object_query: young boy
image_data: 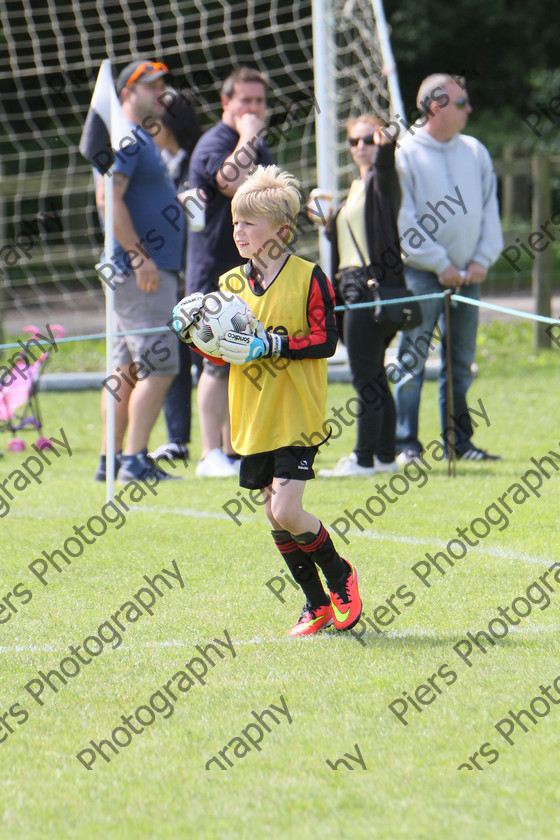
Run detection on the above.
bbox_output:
[181,165,362,636]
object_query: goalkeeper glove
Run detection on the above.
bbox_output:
[170,293,205,344]
[218,321,284,364]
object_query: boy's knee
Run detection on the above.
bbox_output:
[270,499,287,527]
[270,499,297,533]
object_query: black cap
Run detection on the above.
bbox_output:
[116,59,169,94]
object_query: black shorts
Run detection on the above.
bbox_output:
[239,445,319,490]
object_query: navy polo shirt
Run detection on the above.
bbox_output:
[101,122,185,273]
[186,121,274,295]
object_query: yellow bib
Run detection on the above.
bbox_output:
[219,256,328,456]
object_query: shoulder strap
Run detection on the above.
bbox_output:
[344,220,368,269]
[345,220,377,286]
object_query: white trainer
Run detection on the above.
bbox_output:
[149,442,189,463]
[318,452,376,477]
[396,449,422,467]
[196,448,237,478]
[372,458,399,473]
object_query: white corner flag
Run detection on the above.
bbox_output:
[79,60,130,502]
[79,59,131,173]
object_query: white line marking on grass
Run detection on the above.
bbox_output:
[369,624,544,640]
[0,638,290,654]
[5,506,226,520]
[358,530,550,567]
[0,625,554,655]
[128,506,225,519]
[482,545,551,567]
[128,511,552,567]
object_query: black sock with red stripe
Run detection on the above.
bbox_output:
[271,530,330,608]
[292,523,350,588]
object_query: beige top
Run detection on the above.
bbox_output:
[336,179,369,269]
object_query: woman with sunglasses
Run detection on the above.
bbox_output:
[317,115,404,477]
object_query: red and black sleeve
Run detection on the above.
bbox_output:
[279,264,339,360]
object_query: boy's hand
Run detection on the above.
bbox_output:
[218,329,283,364]
[171,293,205,344]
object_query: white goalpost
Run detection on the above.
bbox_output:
[0,0,399,336]
[312,0,402,266]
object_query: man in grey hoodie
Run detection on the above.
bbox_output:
[394,73,503,463]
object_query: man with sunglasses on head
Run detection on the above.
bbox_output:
[94,59,186,484]
[394,73,503,464]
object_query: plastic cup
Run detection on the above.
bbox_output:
[180,188,206,231]
[308,188,333,226]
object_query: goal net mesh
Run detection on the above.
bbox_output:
[0,0,390,337]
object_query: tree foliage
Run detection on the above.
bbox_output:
[384,0,560,150]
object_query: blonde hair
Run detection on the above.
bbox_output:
[346,113,383,134]
[232,165,301,243]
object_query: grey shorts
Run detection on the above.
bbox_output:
[202,357,230,378]
[112,269,180,375]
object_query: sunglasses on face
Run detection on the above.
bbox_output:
[453,98,470,109]
[348,135,375,147]
[125,61,168,88]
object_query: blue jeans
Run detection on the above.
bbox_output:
[394,267,480,455]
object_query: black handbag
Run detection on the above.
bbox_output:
[367,278,423,331]
[342,222,422,332]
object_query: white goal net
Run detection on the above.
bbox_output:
[0,0,391,339]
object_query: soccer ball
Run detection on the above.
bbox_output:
[173,290,254,357]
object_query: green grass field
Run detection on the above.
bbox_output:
[1,322,559,840]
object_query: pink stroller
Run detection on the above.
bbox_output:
[0,324,65,452]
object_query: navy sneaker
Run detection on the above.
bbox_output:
[457,446,502,461]
[94,452,122,482]
[117,449,184,483]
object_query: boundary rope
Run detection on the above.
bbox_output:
[0,292,559,351]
